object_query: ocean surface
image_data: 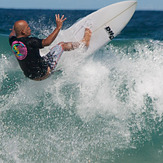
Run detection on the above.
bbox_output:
[0,8,163,163]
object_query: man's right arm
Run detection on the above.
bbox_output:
[9,27,16,38]
[42,14,66,47]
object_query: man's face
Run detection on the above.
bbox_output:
[23,22,31,36]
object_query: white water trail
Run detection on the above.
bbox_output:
[1,36,163,162]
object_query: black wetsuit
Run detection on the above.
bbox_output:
[9,36,48,79]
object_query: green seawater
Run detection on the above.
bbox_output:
[1,34,163,163]
[0,9,163,162]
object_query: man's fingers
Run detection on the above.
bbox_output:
[61,15,66,20]
[55,14,59,20]
[55,14,67,22]
[62,17,67,22]
[61,15,67,22]
[61,15,64,19]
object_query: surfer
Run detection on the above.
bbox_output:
[9,14,92,81]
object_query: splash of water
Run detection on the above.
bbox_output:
[1,32,163,162]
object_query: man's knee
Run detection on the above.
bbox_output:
[58,42,64,45]
[59,42,74,51]
[58,42,66,50]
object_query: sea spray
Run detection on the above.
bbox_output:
[0,9,163,163]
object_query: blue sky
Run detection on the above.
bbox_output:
[0,0,163,10]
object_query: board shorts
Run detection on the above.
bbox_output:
[43,43,64,72]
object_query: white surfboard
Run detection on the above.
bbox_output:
[40,1,137,56]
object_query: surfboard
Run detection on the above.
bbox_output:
[40,1,137,56]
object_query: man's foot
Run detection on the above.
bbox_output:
[82,28,92,47]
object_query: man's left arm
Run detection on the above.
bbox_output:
[42,14,66,47]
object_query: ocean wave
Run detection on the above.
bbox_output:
[1,38,163,162]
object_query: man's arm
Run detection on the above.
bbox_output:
[9,27,16,38]
[42,14,66,47]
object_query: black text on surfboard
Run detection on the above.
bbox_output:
[105,26,115,40]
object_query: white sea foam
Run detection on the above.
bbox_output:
[1,39,163,162]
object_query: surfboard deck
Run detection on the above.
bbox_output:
[40,1,137,56]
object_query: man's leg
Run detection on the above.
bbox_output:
[44,28,92,73]
[60,28,92,51]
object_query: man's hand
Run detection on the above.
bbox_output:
[9,26,16,38]
[42,14,67,47]
[55,14,67,30]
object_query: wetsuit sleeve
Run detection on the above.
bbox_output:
[29,37,43,49]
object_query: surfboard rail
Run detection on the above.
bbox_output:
[40,1,137,56]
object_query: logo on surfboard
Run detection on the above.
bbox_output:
[105,26,115,40]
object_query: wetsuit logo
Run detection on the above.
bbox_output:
[11,41,27,60]
[105,26,115,40]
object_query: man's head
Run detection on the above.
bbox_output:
[14,20,31,37]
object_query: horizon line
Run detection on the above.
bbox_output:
[0,7,162,11]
